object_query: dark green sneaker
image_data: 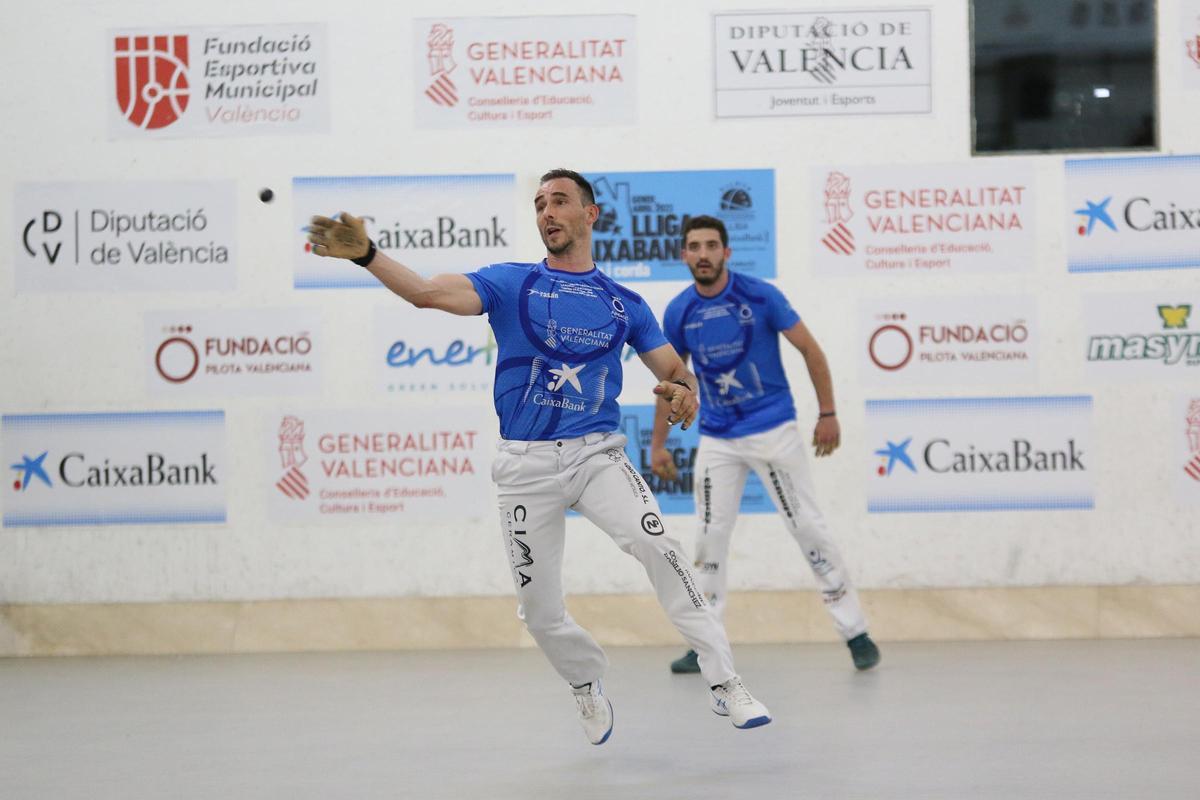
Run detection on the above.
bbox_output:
[670,649,700,674]
[847,633,881,671]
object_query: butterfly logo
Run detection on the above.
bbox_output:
[1158,305,1191,330]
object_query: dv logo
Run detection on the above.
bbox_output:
[21,211,67,264]
[115,34,191,130]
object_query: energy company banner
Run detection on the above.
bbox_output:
[2,411,226,527]
[859,294,1037,387]
[145,308,322,396]
[810,161,1035,275]
[1082,293,1200,380]
[265,409,491,523]
[413,15,636,128]
[865,396,1094,514]
[1066,155,1200,273]
[584,169,776,282]
[14,181,236,293]
[714,8,932,117]
[108,24,330,138]
[618,406,772,516]
[292,174,516,289]
[374,306,495,395]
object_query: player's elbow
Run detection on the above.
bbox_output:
[409,287,442,309]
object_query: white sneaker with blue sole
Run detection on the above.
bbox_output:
[710,676,772,729]
[572,680,613,745]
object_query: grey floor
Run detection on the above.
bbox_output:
[2,640,1198,800]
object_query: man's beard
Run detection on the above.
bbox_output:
[543,227,574,256]
[546,237,573,255]
[692,259,725,286]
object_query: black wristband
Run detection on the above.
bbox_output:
[671,379,693,392]
[818,411,836,418]
[351,240,377,267]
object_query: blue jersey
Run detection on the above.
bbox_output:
[467,260,668,441]
[662,272,801,438]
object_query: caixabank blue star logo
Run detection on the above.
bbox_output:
[10,451,52,491]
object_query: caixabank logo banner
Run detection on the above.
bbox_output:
[1083,293,1200,380]
[1066,155,1200,273]
[810,161,1034,275]
[2,411,226,527]
[109,24,329,138]
[413,15,636,128]
[14,181,236,293]
[293,174,516,289]
[617,406,772,516]
[584,169,776,282]
[865,396,1094,513]
[265,408,491,523]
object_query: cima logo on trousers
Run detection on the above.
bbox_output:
[115,35,191,129]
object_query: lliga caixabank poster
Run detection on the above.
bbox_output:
[584,169,776,283]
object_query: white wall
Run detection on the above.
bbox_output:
[2,0,1198,604]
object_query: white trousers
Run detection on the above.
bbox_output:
[492,431,737,687]
[693,421,868,641]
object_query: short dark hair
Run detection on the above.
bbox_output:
[539,168,595,206]
[682,214,728,247]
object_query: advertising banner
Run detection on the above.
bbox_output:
[1083,293,1200,380]
[292,174,516,289]
[860,295,1037,386]
[146,308,322,395]
[15,181,236,293]
[374,305,495,395]
[108,24,330,138]
[810,162,1034,275]
[1066,155,1200,273]
[865,396,1094,513]
[584,169,776,282]
[265,408,491,522]
[1177,394,1200,505]
[714,8,931,117]
[617,405,772,516]
[3,411,226,527]
[413,15,636,128]
[1182,1,1200,90]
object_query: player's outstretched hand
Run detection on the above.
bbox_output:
[651,448,678,482]
[653,381,698,430]
[813,415,841,457]
[308,213,371,260]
